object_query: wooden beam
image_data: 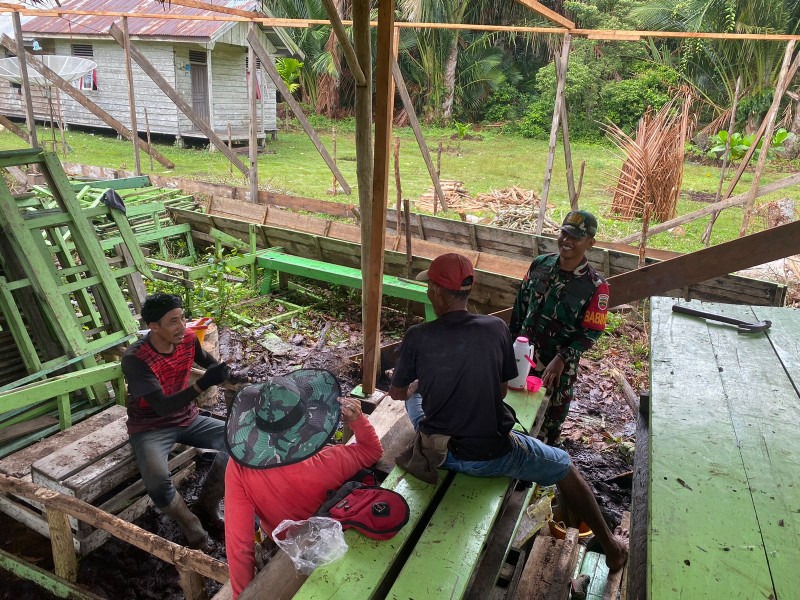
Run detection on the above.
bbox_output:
[0,114,30,143]
[536,34,571,234]
[0,34,174,170]
[0,547,106,600]
[362,0,395,395]
[514,0,575,29]
[248,23,259,203]
[122,17,142,176]
[320,0,366,87]
[391,59,447,211]
[0,473,229,583]
[618,171,800,244]
[12,12,37,148]
[107,23,245,176]
[739,41,796,237]
[608,219,800,307]
[246,29,351,194]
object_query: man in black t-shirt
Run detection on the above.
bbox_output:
[389,253,627,571]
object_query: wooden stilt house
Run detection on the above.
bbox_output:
[0,0,301,144]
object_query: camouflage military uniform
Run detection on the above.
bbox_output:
[509,253,609,443]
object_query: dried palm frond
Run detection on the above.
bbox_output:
[606,89,696,223]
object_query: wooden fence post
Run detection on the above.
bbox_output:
[45,508,78,582]
[122,17,141,175]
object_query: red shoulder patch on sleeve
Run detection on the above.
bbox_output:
[581,281,610,331]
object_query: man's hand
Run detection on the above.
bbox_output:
[389,379,418,401]
[339,397,363,423]
[541,355,565,389]
[196,362,231,391]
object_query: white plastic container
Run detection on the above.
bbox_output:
[508,336,534,390]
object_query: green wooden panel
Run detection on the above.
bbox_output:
[292,468,450,600]
[705,304,800,600]
[0,277,41,374]
[99,224,192,251]
[0,362,123,413]
[386,388,545,600]
[69,176,150,191]
[577,551,609,600]
[0,147,44,168]
[0,547,104,600]
[648,297,773,599]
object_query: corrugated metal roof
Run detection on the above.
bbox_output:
[22,0,258,40]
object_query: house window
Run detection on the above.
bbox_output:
[245,55,262,100]
[188,50,206,64]
[71,44,97,90]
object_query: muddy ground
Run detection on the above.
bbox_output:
[0,296,644,600]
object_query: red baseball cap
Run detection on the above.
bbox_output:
[416,253,475,292]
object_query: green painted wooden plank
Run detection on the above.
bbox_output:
[649,297,773,599]
[292,468,451,600]
[0,277,41,374]
[386,388,545,600]
[68,176,150,191]
[577,551,608,600]
[0,547,105,599]
[0,147,44,168]
[703,304,800,600]
[99,224,192,251]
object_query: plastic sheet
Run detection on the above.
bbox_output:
[273,517,349,575]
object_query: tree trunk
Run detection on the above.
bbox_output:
[441,31,459,122]
[316,0,343,117]
[790,91,800,133]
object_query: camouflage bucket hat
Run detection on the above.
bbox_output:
[225,369,341,469]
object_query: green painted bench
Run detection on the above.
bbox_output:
[291,387,546,600]
[256,250,436,321]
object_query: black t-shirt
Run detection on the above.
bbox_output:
[391,310,518,459]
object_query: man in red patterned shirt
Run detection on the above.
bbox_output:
[122,293,231,549]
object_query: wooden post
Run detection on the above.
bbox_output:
[703,76,741,245]
[739,42,796,237]
[122,17,141,176]
[638,202,651,268]
[227,122,233,176]
[536,34,571,235]
[390,26,400,123]
[436,141,442,214]
[143,107,153,171]
[45,508,78,582]
[246,29,351,194]
[362,0,395,394]
[0,34,174,169]
[557,50,577,210]
[394,136,402,237]
[575,160,585,207]
[392,59,447,210]
[248,24,259,203]
[177,566,208,600]
[0,114,29,143]
[332,125,337,196]
[12,12,37,148]
[107,24,246,175]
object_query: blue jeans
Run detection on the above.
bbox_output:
[129,415,227,508]
[405,393,571,486]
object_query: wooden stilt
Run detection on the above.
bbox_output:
[246,30,351,194]
[703,76,741,245]
[248,24,259,203]
[122,17,141,176]
[362,0,395,394]
[46,508,78,582]
[12,12,37,148]
[536,34,571,234]
[739,42,796,237]
[0,34,174,169]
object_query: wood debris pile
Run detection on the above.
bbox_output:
[417,183,541,214]
[490,205,560,235]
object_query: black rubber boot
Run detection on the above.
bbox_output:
[193,452,228,537]
[161,494,209,550]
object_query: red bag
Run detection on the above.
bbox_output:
[321,485,410,540]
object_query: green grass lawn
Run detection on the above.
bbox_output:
[2,122,798,254]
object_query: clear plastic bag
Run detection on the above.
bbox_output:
[272,517,349,575]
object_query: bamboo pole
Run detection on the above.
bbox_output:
[248,24,259,203]
[559,90,577,209]
[0,35,174,169]
[536,34,571,234]
[122,17,142,176]
[702,76,741,245]
[332,125,337,196]
[575,160,585,207]
[12,12,37,148]
[391,59,447,211]
[362,0,395,395]
[739,42,796,237]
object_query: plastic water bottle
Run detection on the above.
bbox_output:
[508,336,533,390]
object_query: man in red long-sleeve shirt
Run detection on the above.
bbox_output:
[224,370,382,598]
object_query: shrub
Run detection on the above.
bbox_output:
[598,65,679,131]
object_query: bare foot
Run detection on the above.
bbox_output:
[604,526,629,571]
